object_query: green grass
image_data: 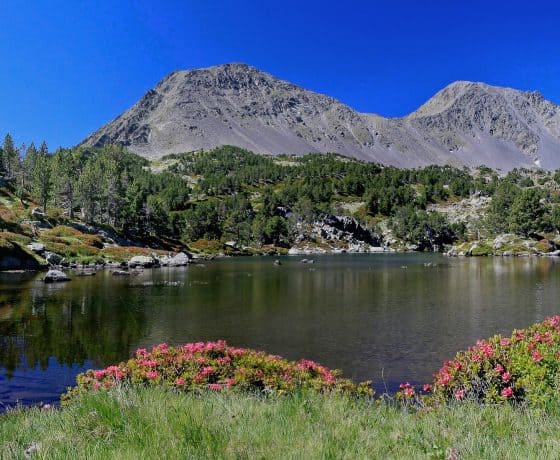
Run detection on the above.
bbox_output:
[2,387,560,459]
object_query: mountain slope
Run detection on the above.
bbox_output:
[81,63,560,169]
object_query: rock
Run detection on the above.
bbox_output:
[128,255,157,268]
[168,252,191,267]
[76,271,96,277]
[31,207,45,219]
[112,270,131,276]
[43,269,70,283]
[45,252,63,266]
[547,249,560,257]
[273,259,282,266]
[224,240,238,249]
[27,242,45,254]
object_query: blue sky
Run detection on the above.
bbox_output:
[1,0,559,149]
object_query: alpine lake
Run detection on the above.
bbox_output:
[2,253,560,409]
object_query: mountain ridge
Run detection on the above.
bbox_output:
[81,63,560,170]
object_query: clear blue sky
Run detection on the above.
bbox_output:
[1,0,559,149]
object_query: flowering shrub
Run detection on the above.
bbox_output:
[63,341,372,402]
[397,316,560,406]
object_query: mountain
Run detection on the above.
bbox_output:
[81,63,560,170]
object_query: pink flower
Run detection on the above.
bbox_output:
[455,389,466,400]
[146,371,159,380]
[92,381,101,390]
[175,377,186,386]
[423,384,432,392]
[501,387,514,398]
[495,364,504,374]
[471,354,481,362]
[209,383,223,391]
[502,372,512,382]
[547,316,560,328]
[93,370,106,379]
[532,350,544,363]
[136,348,148,357]
[403,387,415,397]
[500,338,510,346]
[225,377,236,387]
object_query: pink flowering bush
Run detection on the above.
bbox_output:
[63,340,372,402]
[397,316,560,406]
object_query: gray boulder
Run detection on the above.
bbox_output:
[31,207,45,219]
[43,269,70,283]
[45,252,63,266]
[27,242,45,254]
[128,255,157,268]
[168,252,191,267]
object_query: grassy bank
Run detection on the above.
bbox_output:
[2,387,560,459]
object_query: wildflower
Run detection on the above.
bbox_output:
[500,338,510,346]
[93,370,106,379]
[146,371,159,380]
[423,384,432,392]
[454,389,466,400]
[532,350,544,363]
[404,387,415,397]
[502,372,512,382]
[92,381,101,390]
[495,364,504,374]
[209,383,223,391]
[175,377,186,386]
[501,387,514,398]
[224,377,236,387]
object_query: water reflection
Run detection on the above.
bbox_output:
[1,255,560,408]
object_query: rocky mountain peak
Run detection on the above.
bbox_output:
[81,64,560,170]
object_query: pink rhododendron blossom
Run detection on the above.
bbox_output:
[423,384,432,392]
[93,370,106,379]
[502,372,512,382]
[500,338,510,346]
[454,389,465,400]
[532,350,544,363]
[146,371,159,380]
[175,377,186,386]
[501,387,514,398]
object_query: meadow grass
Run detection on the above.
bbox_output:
[2,387,560,459]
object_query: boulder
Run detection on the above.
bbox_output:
[128,255,157,268]
[31,207,45,219]
[45,252,63,266]
[43,269,70,283]
[168,252,191,267]
[112,270,131,276]
[27,242,45,254]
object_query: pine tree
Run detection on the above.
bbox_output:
[32,151,52,213]
[2,133,17,179]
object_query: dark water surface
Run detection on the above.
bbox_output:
[1,254,560,409]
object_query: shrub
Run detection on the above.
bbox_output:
[63,341,373,402]
[398,316,560,406]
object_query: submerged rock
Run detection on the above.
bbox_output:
[43,269,70,283]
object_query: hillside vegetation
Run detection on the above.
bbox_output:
[2,134,560,264]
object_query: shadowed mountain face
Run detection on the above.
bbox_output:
[81,63,560,170]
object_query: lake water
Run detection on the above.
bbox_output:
[1,253,560,409]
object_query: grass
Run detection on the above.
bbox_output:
[2,387,560,459]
